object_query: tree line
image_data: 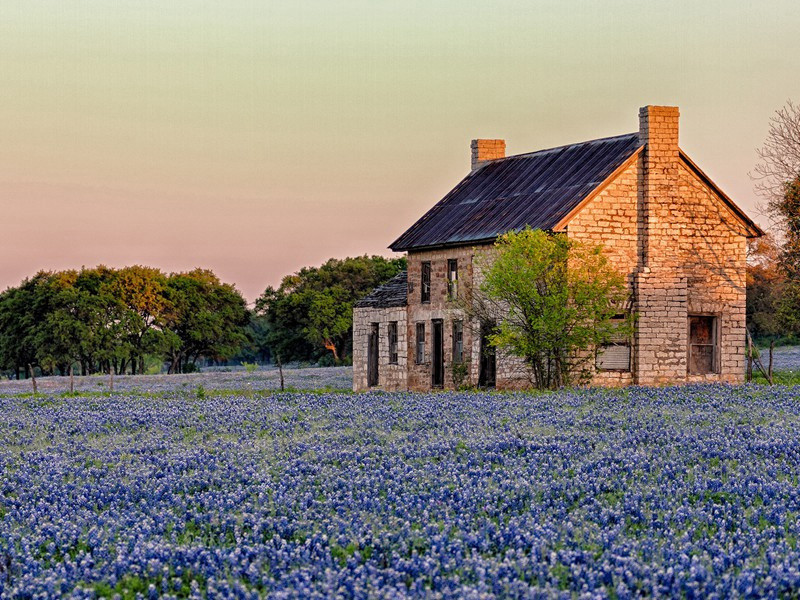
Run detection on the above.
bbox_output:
[0,256,406,379]
[0,266,250,378]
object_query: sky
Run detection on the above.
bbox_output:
[2,0,799,302]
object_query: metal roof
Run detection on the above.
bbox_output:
[354,271,408,309]
[390,133,642,251]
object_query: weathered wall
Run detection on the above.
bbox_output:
[565,107,750,386]
[406,245,536,391]
[566,159,639,387]
[677,161,748,383]
[632,106,750,385]
[406,246,476,391]
[352,306,408,392]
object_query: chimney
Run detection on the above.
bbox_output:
[471,139,505,171]
[633,105,688,385]
[638,105,679,160]
[638,105,680,269]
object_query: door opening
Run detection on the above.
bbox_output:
[367,323,379,387]
[478,323,496,388]
[432,319,444,388]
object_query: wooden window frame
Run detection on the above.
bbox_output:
[688,314,719,375]
[416,322,426,364]
[452,320,464,363]
[388,322,398,365]
[596,314,631,372]
[447,259,458,300]
[421,262,431,304]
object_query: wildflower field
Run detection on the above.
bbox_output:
[1,377,800,598]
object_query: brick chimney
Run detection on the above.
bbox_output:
[471,139,505,171]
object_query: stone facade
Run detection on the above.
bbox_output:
[406,246,474,391]
[353,105,760,391]
[352,305,408,391]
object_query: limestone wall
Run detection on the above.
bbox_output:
[406,246,475,391]
[566,159,639,387]
[352,306,408,392]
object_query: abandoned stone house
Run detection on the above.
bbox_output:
[353,106,763,391]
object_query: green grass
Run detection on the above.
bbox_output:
[751,369,800,386]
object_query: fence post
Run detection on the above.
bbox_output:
[28,363,37,395]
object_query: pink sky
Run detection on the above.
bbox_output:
[2,1,799,302]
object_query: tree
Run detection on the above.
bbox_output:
[111,266,170,375]
[162,269,250,373]
[255,255,407,364]
[0,273,54,378]
[752,101,800,336]
[466,228,631,390]
[752,100,800,218]
[746,234,786,340]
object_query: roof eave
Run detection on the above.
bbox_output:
[390,237,498,253]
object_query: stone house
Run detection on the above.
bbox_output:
[353,106,763,391]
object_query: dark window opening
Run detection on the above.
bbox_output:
[452,320,464,363]
[388,322,398,365]
[416,322,426,364]
[447,259,458,300]
[421,262,431,303]
[596,314,631,371]
[689,315,718,375]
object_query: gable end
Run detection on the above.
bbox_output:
[678,151,763,239]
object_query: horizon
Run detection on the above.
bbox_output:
[3,0,799,302]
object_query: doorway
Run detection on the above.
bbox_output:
[478,324,496,388]
[432,319,444,388]
[367,323,379,387]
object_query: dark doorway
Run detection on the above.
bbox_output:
[432,319,444,388]
[367,323,379,387]
[478,324,496,388]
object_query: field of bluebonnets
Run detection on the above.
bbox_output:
[2,367,800,598]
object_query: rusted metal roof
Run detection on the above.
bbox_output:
[390,133,642,251]
[354,271,407,309]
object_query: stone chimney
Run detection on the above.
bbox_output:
[471,139,505,171]
[638,105,680,270]
[634,105,688,386]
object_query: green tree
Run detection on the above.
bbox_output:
[776,178,800,335]
[752,102,800,338]
[0,272,55,378]
[111,265,170,374]
[468,228,631,389]
[256,255,407,364]
[163,269,250,373]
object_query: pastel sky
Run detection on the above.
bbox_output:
[2,0,799,302]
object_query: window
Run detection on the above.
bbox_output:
[388,322,398,365]
[447,259,458,300]
[452,320,464,363]
[421,262,431,303]
[688,315,718,375]
[596,315,631,371]
[416,322,426,364]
